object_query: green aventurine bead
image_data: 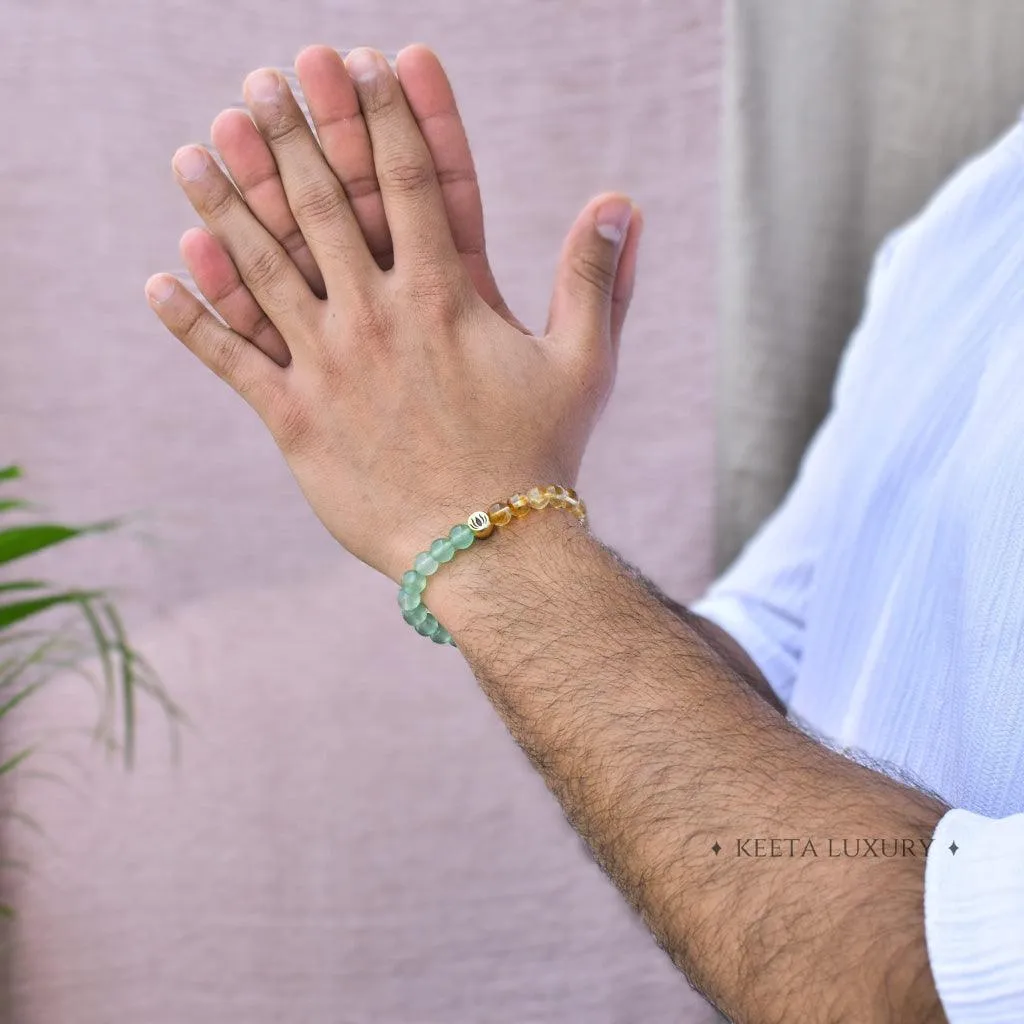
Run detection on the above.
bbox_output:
[397,588,422,612]
[403,604,429,627]
[430,625,453,645]
[402,570,427,593]
[430,538,456,563]
[415,612,440,637]
[449,523,475,550]
[414,551,440,576]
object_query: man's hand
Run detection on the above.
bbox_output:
[180,45,530,368]
[146,44,643,582]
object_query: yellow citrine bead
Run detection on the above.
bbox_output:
[571,498,588,521]
[509,493,531,518]
[542,484,565,508]
[554,484,576,508]
[565,488,579,504]
[527,486,550,510]
[488,502,513,527]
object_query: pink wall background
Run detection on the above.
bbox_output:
[0,1,722,1020]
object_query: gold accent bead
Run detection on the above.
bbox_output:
[488,502,513,527]
[509,493,531,518]
[527,486,550,510]
[565,488,579,504]
[467,510,494,538]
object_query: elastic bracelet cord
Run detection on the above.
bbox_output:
[397,484,588,646]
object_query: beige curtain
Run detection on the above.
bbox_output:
[718,0,1024,568]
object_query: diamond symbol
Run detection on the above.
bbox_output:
[949,841,958,856]
[712,842,721,855]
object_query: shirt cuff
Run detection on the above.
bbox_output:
[925,808,1024,1022]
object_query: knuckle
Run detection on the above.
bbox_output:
[242,247,285,293]
[357,80,397,118]
[411,265,466,321]
[177,303,208,348]
[573,250,616,297]
[261,114,307,149]
[293,180,345,229]
[350,294,396,343]
[201,182,237,223]
[208,336,249,388]
[380,158,436,199]
[436,165,477,190]
[207,275,245,307]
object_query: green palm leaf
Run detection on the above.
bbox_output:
[0,522,117,567]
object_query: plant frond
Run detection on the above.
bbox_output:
[0,521,118,568]
[0,590,104,631]
[0,749,34,775]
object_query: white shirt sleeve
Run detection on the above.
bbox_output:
[691,229,914,706]
[688,350,859,706]
[925,808,1024,1022]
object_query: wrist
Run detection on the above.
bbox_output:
[383,468,578,584]
[421,502,594,637]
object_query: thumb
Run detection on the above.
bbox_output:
[546,194,639,351]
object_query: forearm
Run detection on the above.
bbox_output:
[428,512,948,1023]
[659,596,787,716]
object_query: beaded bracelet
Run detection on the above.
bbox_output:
[397,484,588,646]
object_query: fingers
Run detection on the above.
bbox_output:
[242,67,378,292]
[144,273,285,412]
[343,48,460,272]
[180,226,292,367]
[211,108,327,297]
[294,45,394,269]
[172,143,317,339]
[394,45,509,315]
[546,194,637,350]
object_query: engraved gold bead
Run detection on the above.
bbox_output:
[509,493,531,518]
[467,510,494,538]
[488,502,513,527]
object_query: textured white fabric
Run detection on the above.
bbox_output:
[926,810,1024,1022]
[694,121,1024,1018]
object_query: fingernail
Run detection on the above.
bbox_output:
[173,146,208,182]
[596,199,633,246]
[146,275,175,304]
[246,69,282,104]
[346,47,383,83]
